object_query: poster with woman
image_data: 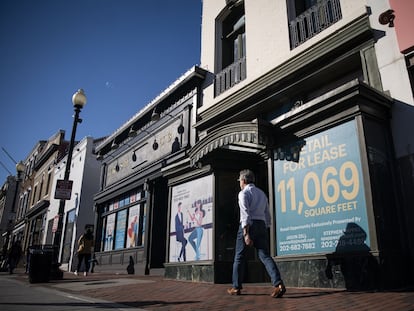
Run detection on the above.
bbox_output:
[104,213,115,251]
[169,175,213,262]
[127,204,140,247]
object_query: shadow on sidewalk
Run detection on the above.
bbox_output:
[113,300,201,309]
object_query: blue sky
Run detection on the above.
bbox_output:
[0,0,202,182]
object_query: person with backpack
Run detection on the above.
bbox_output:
[74,226,94,276]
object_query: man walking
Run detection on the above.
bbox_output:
[228,169,286,298]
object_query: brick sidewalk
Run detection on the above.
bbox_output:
[12,270,414,311]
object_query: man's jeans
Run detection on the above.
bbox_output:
[232,220,282,289]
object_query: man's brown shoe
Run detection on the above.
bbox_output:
[227,288,241,295]
[271,283,286,298]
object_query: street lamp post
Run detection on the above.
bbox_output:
[52,89,86,276]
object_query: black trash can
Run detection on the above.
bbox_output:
[28,245,53,283]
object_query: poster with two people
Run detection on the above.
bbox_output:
[169,175,213,262]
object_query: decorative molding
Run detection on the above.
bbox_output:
[189,119,274,166]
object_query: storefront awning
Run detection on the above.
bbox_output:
[189,119,275,166]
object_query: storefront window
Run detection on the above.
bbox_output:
[102,189,146,251]
[126,204,141,247]
[130,192,137,204]
[141,202,146,246]
[104,213,115,251]
[115,209,127,249]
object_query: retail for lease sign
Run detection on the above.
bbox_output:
[274,120,370,256]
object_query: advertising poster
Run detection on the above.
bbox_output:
[126,204,140,248]
[141,203,146,246]
[169,175,214,262]
[115,209,127,250]
[274,121,370,256]
[130,192,137,204]
[104,213,115,251]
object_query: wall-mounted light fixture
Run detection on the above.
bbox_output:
[96,152,104,160]
[132,151,137,162]
[111,140,119,150]
[151,108,160,122]
[128,126,138,137]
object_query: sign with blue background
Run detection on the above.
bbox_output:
[274,121,370,255]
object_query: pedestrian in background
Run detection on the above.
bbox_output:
[8,240,22,274]
[74,226,94,276]
[228,169,286,298]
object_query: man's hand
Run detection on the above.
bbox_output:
[243,225,253,246]
[244,233,253,247]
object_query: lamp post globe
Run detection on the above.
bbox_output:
[15,161,25,175]
[72,89,87,108]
